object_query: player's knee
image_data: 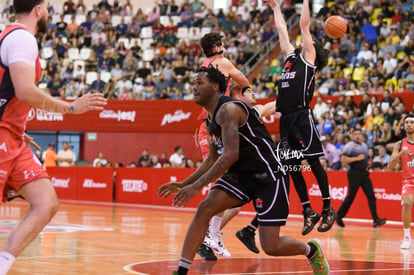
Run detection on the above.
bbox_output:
[261,242,282,256]
[197,199,219,217]
[402,199,413,209]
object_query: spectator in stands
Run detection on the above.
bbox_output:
[321,135,341,170]
[380,91,393,113]
[116,75,133,94]
[58,142,75,167]
[147,6,160,24]
[47,73,65,97]
[179,4,193,28]
[115,18,128,39]
[373,145,391,167]
[118,86,132,100]
[43,144,58,168]
[126,16,141,38]
[356,43,374,67]
[383,52,398,79]
[90,72,106,93]
[169,146,185,168]
[55,15,68,37]
[93,152,108,167]
[314,96,329,120]
[361,18,378,47]
[150,155,162,168]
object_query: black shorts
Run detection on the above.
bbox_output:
[211,171,290,226]
[280,108,323,158]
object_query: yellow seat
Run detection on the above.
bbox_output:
[327,56,334,66]
[383,17,392,26]
[327,1,335,8]
[371,19,379,27]
[372,7,382,20]
[348,0,357,8]
[265,82,275,89]
[271,58,278,67]
[352,67,365,82]
[343,67,353,78]
[385,78,397,90]
[397,51,406,59]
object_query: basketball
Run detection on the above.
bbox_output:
[324,16,347,39]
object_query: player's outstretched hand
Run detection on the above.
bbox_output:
[172,185,198,208]
[158,182,183,199]
[72,93,107,114]
[263,0,279,9]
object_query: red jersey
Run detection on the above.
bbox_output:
[0,25,42,138]
[198,56,231,121]
[400,138,414,180]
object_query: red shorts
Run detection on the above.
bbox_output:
[402,179,414,197]
[198,122,209,161]
[0,133,49,203]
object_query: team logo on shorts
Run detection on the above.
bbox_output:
[255,198,263,209]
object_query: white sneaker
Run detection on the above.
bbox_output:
[203,228,218,249]
[212,231,231,257]
[400,237,411,249]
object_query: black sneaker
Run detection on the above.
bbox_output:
[318,206,337,232]
[302,208,321,235]
[373,218,387,228]
[336,216,345,227]
[236,227,260,254]
[197,244,217,261]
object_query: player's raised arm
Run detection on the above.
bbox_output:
[263,0,295,57]
[300,0,316,65]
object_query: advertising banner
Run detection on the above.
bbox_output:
[47,167,403,221]
[47,167,113,202]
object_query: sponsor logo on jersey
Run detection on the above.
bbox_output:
[0,170,7,178]
[0,142,7,153]
[255,198,263,208]
[0,99,7,108]
[161,110,191,126]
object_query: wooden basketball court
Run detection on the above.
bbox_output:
[1,200,412,274]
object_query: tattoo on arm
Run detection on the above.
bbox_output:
[192,106,241,189]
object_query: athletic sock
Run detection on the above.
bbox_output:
[211,216,222,235]
[404,227,411,239]
[305,243,317,259]
[177,257,192,275]
[302,201,312,212]
[0,251,16,275]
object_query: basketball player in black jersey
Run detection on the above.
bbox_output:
[264,0,336,235]
[158,65,330,275]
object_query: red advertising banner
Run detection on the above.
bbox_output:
[26,94,414,133]
[47,166,403,222]
[47,167,113,202]
[26,100,279,133]
[47,167,77,200]
[115,168,403,222]
[77,167,114,202]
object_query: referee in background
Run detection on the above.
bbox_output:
[337,128,387,228]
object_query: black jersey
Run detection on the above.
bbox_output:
[206,96,284,179]
[276,53,317,114]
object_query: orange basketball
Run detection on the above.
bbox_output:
[324,16,347,39]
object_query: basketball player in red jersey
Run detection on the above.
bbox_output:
[196,32,253,260]
[0,1,106,274]
[389,114,414,249]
